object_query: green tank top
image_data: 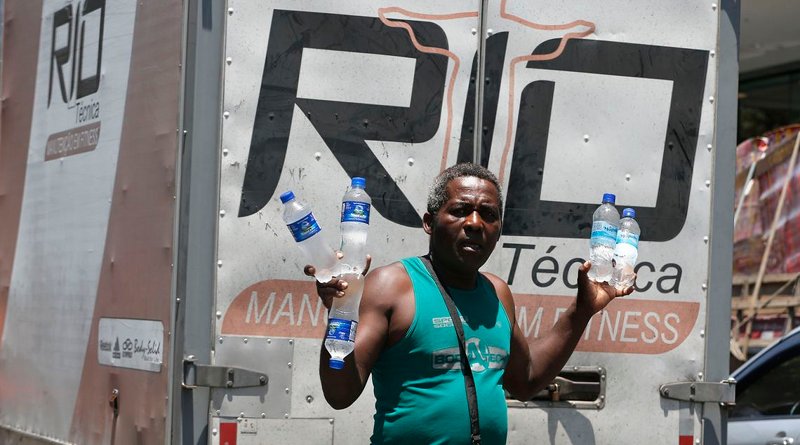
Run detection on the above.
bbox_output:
[370,257,513,444]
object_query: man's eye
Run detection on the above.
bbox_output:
[450,206,471,217]
[479,208,500,221]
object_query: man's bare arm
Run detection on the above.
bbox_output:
[308,263,408,409]
[488,262,634,400]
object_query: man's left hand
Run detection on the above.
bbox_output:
[575,261,635,319]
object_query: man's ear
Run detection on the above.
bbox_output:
[423,212,434,235]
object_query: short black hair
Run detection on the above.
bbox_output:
[426,162,503,218]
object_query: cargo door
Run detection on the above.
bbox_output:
[212,0,482,443]
[481,1,736,444]
[208,1,737,444]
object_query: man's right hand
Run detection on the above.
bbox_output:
[304,254,371,310]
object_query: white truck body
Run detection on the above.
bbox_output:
[0,0,738,444]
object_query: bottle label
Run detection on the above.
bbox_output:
[616,231,639,248]
[326,318,358,342]
[341,201,370,224]
[287,213,322,242]
[591,221,618,244]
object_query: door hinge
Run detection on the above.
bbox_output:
[659,378,736,405]
[182,356,268,389]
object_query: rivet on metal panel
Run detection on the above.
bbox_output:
[216,410,221,415]
[710,50,716,58]
[223,111,230,119]
[314,152,322,161]
[226,57,232,65]
[176,297,181,303]
[329,418,335,424]
[306,395,314,403]
[703,236,709,243]
[705,180,711,187]
[709,96,715,104]
[698,372,704,380]
[212,428,218,436]
[700,329,705,338]
[285,387,290,394]
[268,338,272,344]
[696,439,701,445]
[707,144,713,151]
[600,395,605,400]
[711,3,717,10]
[288,362,293,368]
[486,28,494,36]
[216,311,222,319]
[219,337,224,344]
[702,283,708,290]
[223,149,229,156]
[573,366,579,371]
[220,210,226,217]
[471,28,477,35]
[408,157,415,166]
[261,413,266,418]
[240,412,245,417]
[228,7,233,15]
[237,416,242,422]
[289,339,294,345]
[583,134,590,142]
[625,174,631,181]
[217,260,223,267]
[243,337,248,344]
[284,413,290,419]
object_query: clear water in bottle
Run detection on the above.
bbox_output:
[325,272,364,369]
[587,193,620,282]
[339,177,371,274]
[280,191,339,283]
[611,208,640,290]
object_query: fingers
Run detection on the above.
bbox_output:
[336,251,344,259]
[303,265,316,277]
[579,261,591,274]
[362,255,372,276]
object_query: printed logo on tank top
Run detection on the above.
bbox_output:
[432,316,467,329]
[432,337,508,372]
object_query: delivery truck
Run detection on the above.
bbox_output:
[0,0,739,443]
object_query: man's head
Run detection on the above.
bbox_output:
[427,163,503,219]
[423,163,503,274]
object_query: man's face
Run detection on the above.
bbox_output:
[423,176,502,273]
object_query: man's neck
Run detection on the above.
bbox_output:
[429,254,479,290]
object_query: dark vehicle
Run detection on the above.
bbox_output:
[729,326,800,445]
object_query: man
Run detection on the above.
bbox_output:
[305,163,634,444]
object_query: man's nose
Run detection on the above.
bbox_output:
[464,211,483,230]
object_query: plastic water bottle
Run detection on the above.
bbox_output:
[324,177,371,369]
[587,193,620,282]
[325,272,364,369]
[339,177,371,273]
[280,191,338,283]
[611,208,640,290]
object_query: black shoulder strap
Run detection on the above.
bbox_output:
[420,255,481,445]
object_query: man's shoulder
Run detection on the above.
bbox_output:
[365,261,412,292]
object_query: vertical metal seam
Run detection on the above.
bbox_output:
[166,0,193,443]
[473,0,489,165]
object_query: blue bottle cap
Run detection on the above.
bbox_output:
[602,193,616,204]
[329,358,345,370]
[622,208,636,218]
[279,191,295,203]
[351,177,366,189]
